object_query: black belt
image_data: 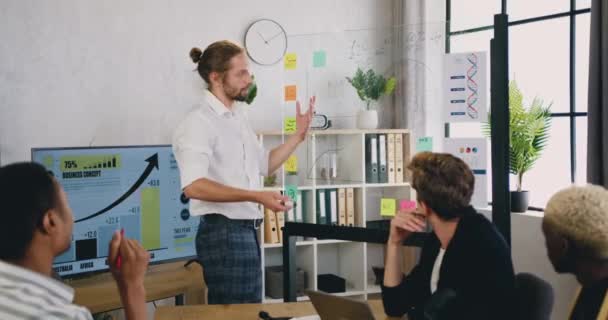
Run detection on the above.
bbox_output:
[203,214,263,229]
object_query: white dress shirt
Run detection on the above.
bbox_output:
[0,260,93,320]
[430,248,446,294]
[172,90,269,220]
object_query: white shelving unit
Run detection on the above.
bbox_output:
[257,129,415,302]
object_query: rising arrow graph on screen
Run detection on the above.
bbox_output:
[75,154,159,223]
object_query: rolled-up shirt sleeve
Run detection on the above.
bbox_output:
[172,117,214,190]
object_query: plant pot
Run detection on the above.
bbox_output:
[357,110,378,129]
[511,191,530,213]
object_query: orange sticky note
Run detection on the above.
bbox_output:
[285,85,297,102]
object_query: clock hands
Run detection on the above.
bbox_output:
[246,20,286,65]
[256,31,268,44]
[266,30,285,43]
[254,28,284,46]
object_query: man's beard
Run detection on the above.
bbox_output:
[233,93,247,102]
[224,82,249,102]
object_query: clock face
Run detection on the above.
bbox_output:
[311,114,329,128]
[245,19,287,66]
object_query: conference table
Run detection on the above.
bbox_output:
[154,299,403,320]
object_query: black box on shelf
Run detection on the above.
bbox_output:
[317,274,346,293]
[265,266,307,299]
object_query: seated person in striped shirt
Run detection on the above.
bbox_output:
[0,162,149,320]
[543,185,608,320]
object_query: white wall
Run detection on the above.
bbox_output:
[0,0,394,165]
[512,213,579,319]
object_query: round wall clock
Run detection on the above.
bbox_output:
[244,19,288,66]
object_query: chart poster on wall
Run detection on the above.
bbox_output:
[444,52,488,123]
[444,138,488,208]
[32,146,198,277]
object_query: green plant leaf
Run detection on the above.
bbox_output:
[347,68,396,108]
[385,77,396,95]
[356,89,367,101]
[346,68,368,102]
[245,76,257,105]
[482,80,553,189]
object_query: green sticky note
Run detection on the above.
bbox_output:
[284,117,296,133]
[313,51,326,68]
[416,137,433,152]
[285,185,298,203]
[381,198,397,217]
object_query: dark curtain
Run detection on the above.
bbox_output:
[587,0,608,187]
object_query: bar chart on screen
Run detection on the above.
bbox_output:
[32,145,197,277]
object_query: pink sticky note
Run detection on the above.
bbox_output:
[400,200,417,210]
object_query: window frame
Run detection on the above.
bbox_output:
[446,0,591,210]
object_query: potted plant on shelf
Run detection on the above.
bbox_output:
[483,80,552,213]
[346,68,396,129]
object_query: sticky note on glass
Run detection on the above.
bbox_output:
[285,155,298,173]
[400,200,417,211]
[285,185,298,203]
[381,198,397,217]
[285,85,297,102]
[313,51,326,68]
[284,53,297,70]
[416,137,433,152]
[284,117,296,133]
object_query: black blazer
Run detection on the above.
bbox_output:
[381,207,515,320]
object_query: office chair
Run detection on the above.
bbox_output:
[515,272,554,320]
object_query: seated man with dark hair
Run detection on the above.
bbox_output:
[382,152,515,320]
[543,185,608,320]
[0,162,149,320]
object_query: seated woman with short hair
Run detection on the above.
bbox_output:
[543,185,608,320]
[382,152,515,320]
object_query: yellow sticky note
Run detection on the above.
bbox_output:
[284,53,297,70]
[284,117,296,133]
[285,85,297,102]
[381,198,397,217]
[285,155,298,173]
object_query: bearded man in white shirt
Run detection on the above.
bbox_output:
[173,40,314,304]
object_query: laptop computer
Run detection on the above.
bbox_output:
[305,290,376,320]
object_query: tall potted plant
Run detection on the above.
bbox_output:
[483,80,552,212]
[346,68,396,129]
